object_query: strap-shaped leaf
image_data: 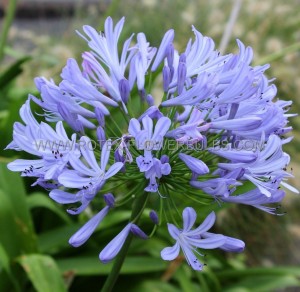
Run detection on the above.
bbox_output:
[18,254,66,292]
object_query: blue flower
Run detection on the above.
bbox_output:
[166,108,209,144]
[82,52,123,103]
[58,137,123,192]
[60,58,118,113]
[143,157,171,192]
[77,17,134,82]
[161,207,243,270]
[215,135,291,197]
[222,188,286,215]
[151,29,174,72]
[129,115,171,152]
[7,100,79,181]
[31,77,96,129]
[129,115,171,172]
[161,72,217,107]
[129,33,156,90]
[190,168,243,198]
[49,137,123,214]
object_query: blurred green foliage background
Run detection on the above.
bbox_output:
[0,0,300,291]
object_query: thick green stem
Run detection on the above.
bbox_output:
[101,191,148,292]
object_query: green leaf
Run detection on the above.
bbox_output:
[27,192,72,224]
[216,266,300,279]
[0,243,20,291]
[174,266,195,292]
[0,243,10,275]
[18,254,67,292]
[57,256,168,275]
[130,280,181,292]
[195,272,211,292]
[0,162,37,256]
[0,192,35,257]
[38,224,81,254]
[223,275,300,292]
[255,41,300,65]
[0,57,31,89]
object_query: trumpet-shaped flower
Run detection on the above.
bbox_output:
[129,115,171,152]
[143,157,171,192]
[214,135,291,197]
[49,137,123,214]
[7,100,79,181]
[58,137,123,194]
[161,207,244,270]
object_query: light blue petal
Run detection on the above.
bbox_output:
[58,170,91,188]
[7,159,44,172]
[187,211,216,236]
[55,121,69,140]
[151,29,174,71]
[161,242,180,260]
[135,130,149,150]
[208,148,257,163]
[104,162,124,179]
[79,136,100,172]
[181,244,203,271]
[136,155,153,172]
[142,116,153,140]
[188,234,225,249]
[128,118,141,137]
[182,207,197,232]
[49,189,80,204]
[167,223,180,240]
[152,117,171,142]
[101,139,112,171]
[67,198,90,215]
[160,163,171,176]
[13,133,40,156]
[203,232,245,252]
[69,155,96,177]
[211,117,262,131]
[44,164,61,180]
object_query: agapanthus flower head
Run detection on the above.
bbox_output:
[6,16,297,275]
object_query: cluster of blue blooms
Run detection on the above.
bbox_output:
[6,17,297,270]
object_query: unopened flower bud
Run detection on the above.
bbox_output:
[95,107,105,127]
[104,193,115,208]
[149,210,159,225]
[146,94,154,106]
[119,78,130,104]
[163,66,171,92]
[96,126,106,148]
[130,224,148,239]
